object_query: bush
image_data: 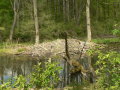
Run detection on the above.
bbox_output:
[95,51,120,90]
[112,29,120,37]
[30,58,62,89]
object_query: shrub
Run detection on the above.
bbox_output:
[112,29,120,37]
[95,51,120,90]
[30,59,62,89]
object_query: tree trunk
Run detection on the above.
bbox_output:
[72,0,75,20]
[75,0,78,22]
[9,0,19,42]
[33,0,40,44]
[86,0,92,42]
[66,0,70,21]
[63,0,66,21]
[96,0,98,21]
[9,12,17,42]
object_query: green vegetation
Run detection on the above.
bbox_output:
[0,42,32,49]
[0,42,33,54]
[112,29,120,37]
[93,38,120,44]
[88,49,120,90]
[0,0,120,42]
[30,59,62,88]
[0,0,120,89]
[17,48,27,53]
[95,51,120,90]
[0,60,62,90]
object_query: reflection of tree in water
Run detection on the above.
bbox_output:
[57,55,96,88]
[17,65,23,76]
[0,66,4,84]
[0,55,6,84]
[0,55,38,83]
[12,60,23,76]
[0,54,96,87]
[12,56,38,76]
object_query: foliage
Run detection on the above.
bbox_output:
[0,0,120,42]
[0,0,13,41]
[112,29,120,37]
[13,75,28,90]
[93,38,120,44]
[0,75,28,90]
[87,48,120,89]
[0,59,62,89]
[0,82,11,90]
[95,51,120,89]
[0,42,32,49]
[30,58,62,89]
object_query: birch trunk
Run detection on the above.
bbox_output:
[33,0,40,44]
[9,0,19,42]
[86,0,92,42]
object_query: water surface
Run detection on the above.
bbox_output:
[0,54,92,88]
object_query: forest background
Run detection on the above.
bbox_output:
[0,0,120,43]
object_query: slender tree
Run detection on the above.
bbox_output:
[33,0,40,44]
[9,0,20,42]
[63,0,66,21]
[86,0,92,42]
[66,0,70,21]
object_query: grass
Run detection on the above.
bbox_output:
[0,38,119,54]
[92,38,120,44]
[17,48,27,53]
[0,42,30,49]
[0,42,33,54]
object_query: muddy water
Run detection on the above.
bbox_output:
[0,54,92,88]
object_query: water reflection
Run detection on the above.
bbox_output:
[56,56,95,88]
[0,55,36,84]
[0,55,95,87]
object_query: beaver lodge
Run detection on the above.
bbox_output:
[19,34,97,85]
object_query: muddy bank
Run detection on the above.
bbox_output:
[21,39,97,58]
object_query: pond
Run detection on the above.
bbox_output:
[0,55,37,84]
[0,54,93,88]
[0,43,119,89]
